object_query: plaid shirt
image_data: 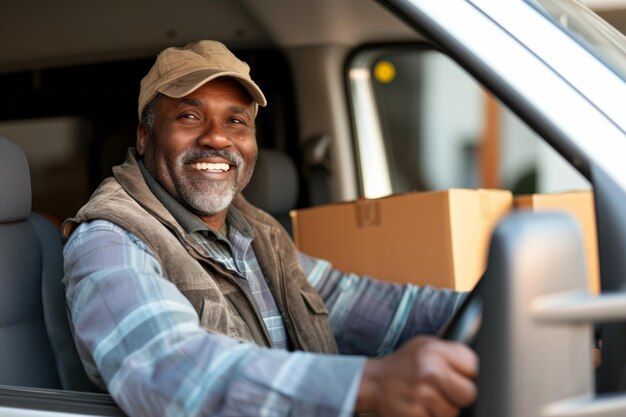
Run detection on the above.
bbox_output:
[187,207,291,350]
[64,215,464,417]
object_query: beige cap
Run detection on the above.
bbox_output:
[138,40,267,120]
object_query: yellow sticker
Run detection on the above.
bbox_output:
[374,60,396,83]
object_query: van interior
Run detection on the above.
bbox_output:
[1,0,626,415]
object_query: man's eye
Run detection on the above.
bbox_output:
[229,117,245,125]
[179,113,198,120]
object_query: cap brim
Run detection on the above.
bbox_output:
[157,69,267,107]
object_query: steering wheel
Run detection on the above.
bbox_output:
[440,277,483,346]
[439,278,484,417]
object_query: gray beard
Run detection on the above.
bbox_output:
[172,148,250,216]
[176,174,238,216]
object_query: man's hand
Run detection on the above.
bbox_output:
[355,336,478,417]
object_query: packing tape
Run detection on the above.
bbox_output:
[355,198,381,227]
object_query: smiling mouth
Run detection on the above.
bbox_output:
[190,162,231,172]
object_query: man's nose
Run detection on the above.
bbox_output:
[197,121,231,149]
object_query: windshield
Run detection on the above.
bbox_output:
[529,0,626,79]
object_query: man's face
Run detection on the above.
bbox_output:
[137,78,257,217]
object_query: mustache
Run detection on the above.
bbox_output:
[180,149,244,167]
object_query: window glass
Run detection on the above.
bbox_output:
[529,0,626,80]
[361,47,590,195]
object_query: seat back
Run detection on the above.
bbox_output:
[243,148,299,235]
[0,137,97,391]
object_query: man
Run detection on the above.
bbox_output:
[62,40,477,417]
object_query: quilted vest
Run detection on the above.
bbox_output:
[62,151,338,354]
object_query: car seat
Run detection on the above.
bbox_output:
[0,136,98,391]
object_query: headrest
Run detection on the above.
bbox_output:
[243,148,298,215]
[0,137,32,222]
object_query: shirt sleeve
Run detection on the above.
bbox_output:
[63,220,365,417]
[297,251,467,356]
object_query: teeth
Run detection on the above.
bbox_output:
[192,162,230,172]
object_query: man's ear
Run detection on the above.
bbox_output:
[136,124,148,156]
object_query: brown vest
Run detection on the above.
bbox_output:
[62,152,338,354]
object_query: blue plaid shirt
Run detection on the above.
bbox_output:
[187,207,291,349]
[64,215,464,417]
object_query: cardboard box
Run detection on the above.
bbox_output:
[291,189,512,291]
[514,191,599,294]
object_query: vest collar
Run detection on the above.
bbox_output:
[117,148,253,240]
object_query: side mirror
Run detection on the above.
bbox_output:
[474,211,626,417]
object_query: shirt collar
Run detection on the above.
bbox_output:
[137,158,254,240]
